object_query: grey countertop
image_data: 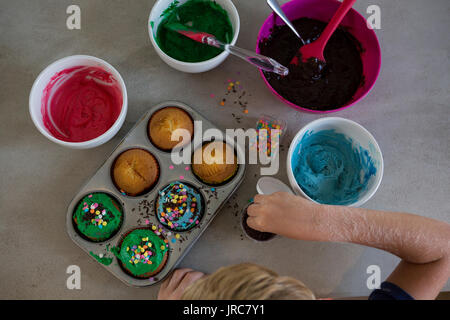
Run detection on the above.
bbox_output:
[0,0,448,299]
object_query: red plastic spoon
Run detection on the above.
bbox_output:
[291,0,356,65]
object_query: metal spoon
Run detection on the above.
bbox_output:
[266,0,305,45]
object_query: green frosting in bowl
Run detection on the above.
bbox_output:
[73,193,123,242]
[116,229,169,277]
[156,0,233,62]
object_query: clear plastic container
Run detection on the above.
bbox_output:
[254,114,287,157]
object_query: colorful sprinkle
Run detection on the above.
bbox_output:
[253,116,285,156]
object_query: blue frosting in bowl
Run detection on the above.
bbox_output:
[292,130,377,205]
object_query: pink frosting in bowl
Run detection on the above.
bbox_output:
[29,55,128,149]
[41,66,123,143]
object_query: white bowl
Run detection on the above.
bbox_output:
[29,55,128,149]
[287,117,384,207]
[148,0,240,73]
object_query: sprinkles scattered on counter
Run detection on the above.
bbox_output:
[213,78,252,116]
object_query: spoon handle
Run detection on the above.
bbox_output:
[205,36,289,76]
[316,0,356,51]
[266,0,305,45]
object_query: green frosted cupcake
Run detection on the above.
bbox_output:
[116,228,169,278]
[73,193,123,242]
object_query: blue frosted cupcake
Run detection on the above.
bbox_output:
[156,181,204,231]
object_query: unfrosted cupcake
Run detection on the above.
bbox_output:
[192,141,238,185]
[148,107,194,151]
[112,148,159,196]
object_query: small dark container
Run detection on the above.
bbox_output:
[241,204,276,242]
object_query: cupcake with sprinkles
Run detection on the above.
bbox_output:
[72,193,123,242]
[116,228,169,278]
[156,181,204,232]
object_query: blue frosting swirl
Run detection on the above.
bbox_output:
[156,181,203,231]
[292,130,377,205]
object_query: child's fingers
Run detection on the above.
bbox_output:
[160,273,170,290]
[247,203,262,217]
[167,268,193,290]
[174,271,205,296]
[247,216,264,231]
[253,194,266,204]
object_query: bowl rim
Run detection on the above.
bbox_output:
[148,0,241,67]
[255,0,382,113]
[29,55,128,147]
[286,117,384,207]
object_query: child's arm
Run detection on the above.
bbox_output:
[247,192,450,299]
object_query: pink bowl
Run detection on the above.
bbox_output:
[256,0,381,113]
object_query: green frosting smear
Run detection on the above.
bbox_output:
[116,229,169,277]
[89,251,113,266]
[156,0,233,62]
[73,193,123,242]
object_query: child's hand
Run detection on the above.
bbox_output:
[247,192,324,241]
[157,268,204,300]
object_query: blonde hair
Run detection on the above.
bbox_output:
[181,263,315,300]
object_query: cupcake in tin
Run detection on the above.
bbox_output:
[192,141,238,185]
[115,228,169,279]
[148,107,194,151]
[156,181,204,232]
[72,192,123,242]
[112,148,159,196]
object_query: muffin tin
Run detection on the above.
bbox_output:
[66,101,245,287]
